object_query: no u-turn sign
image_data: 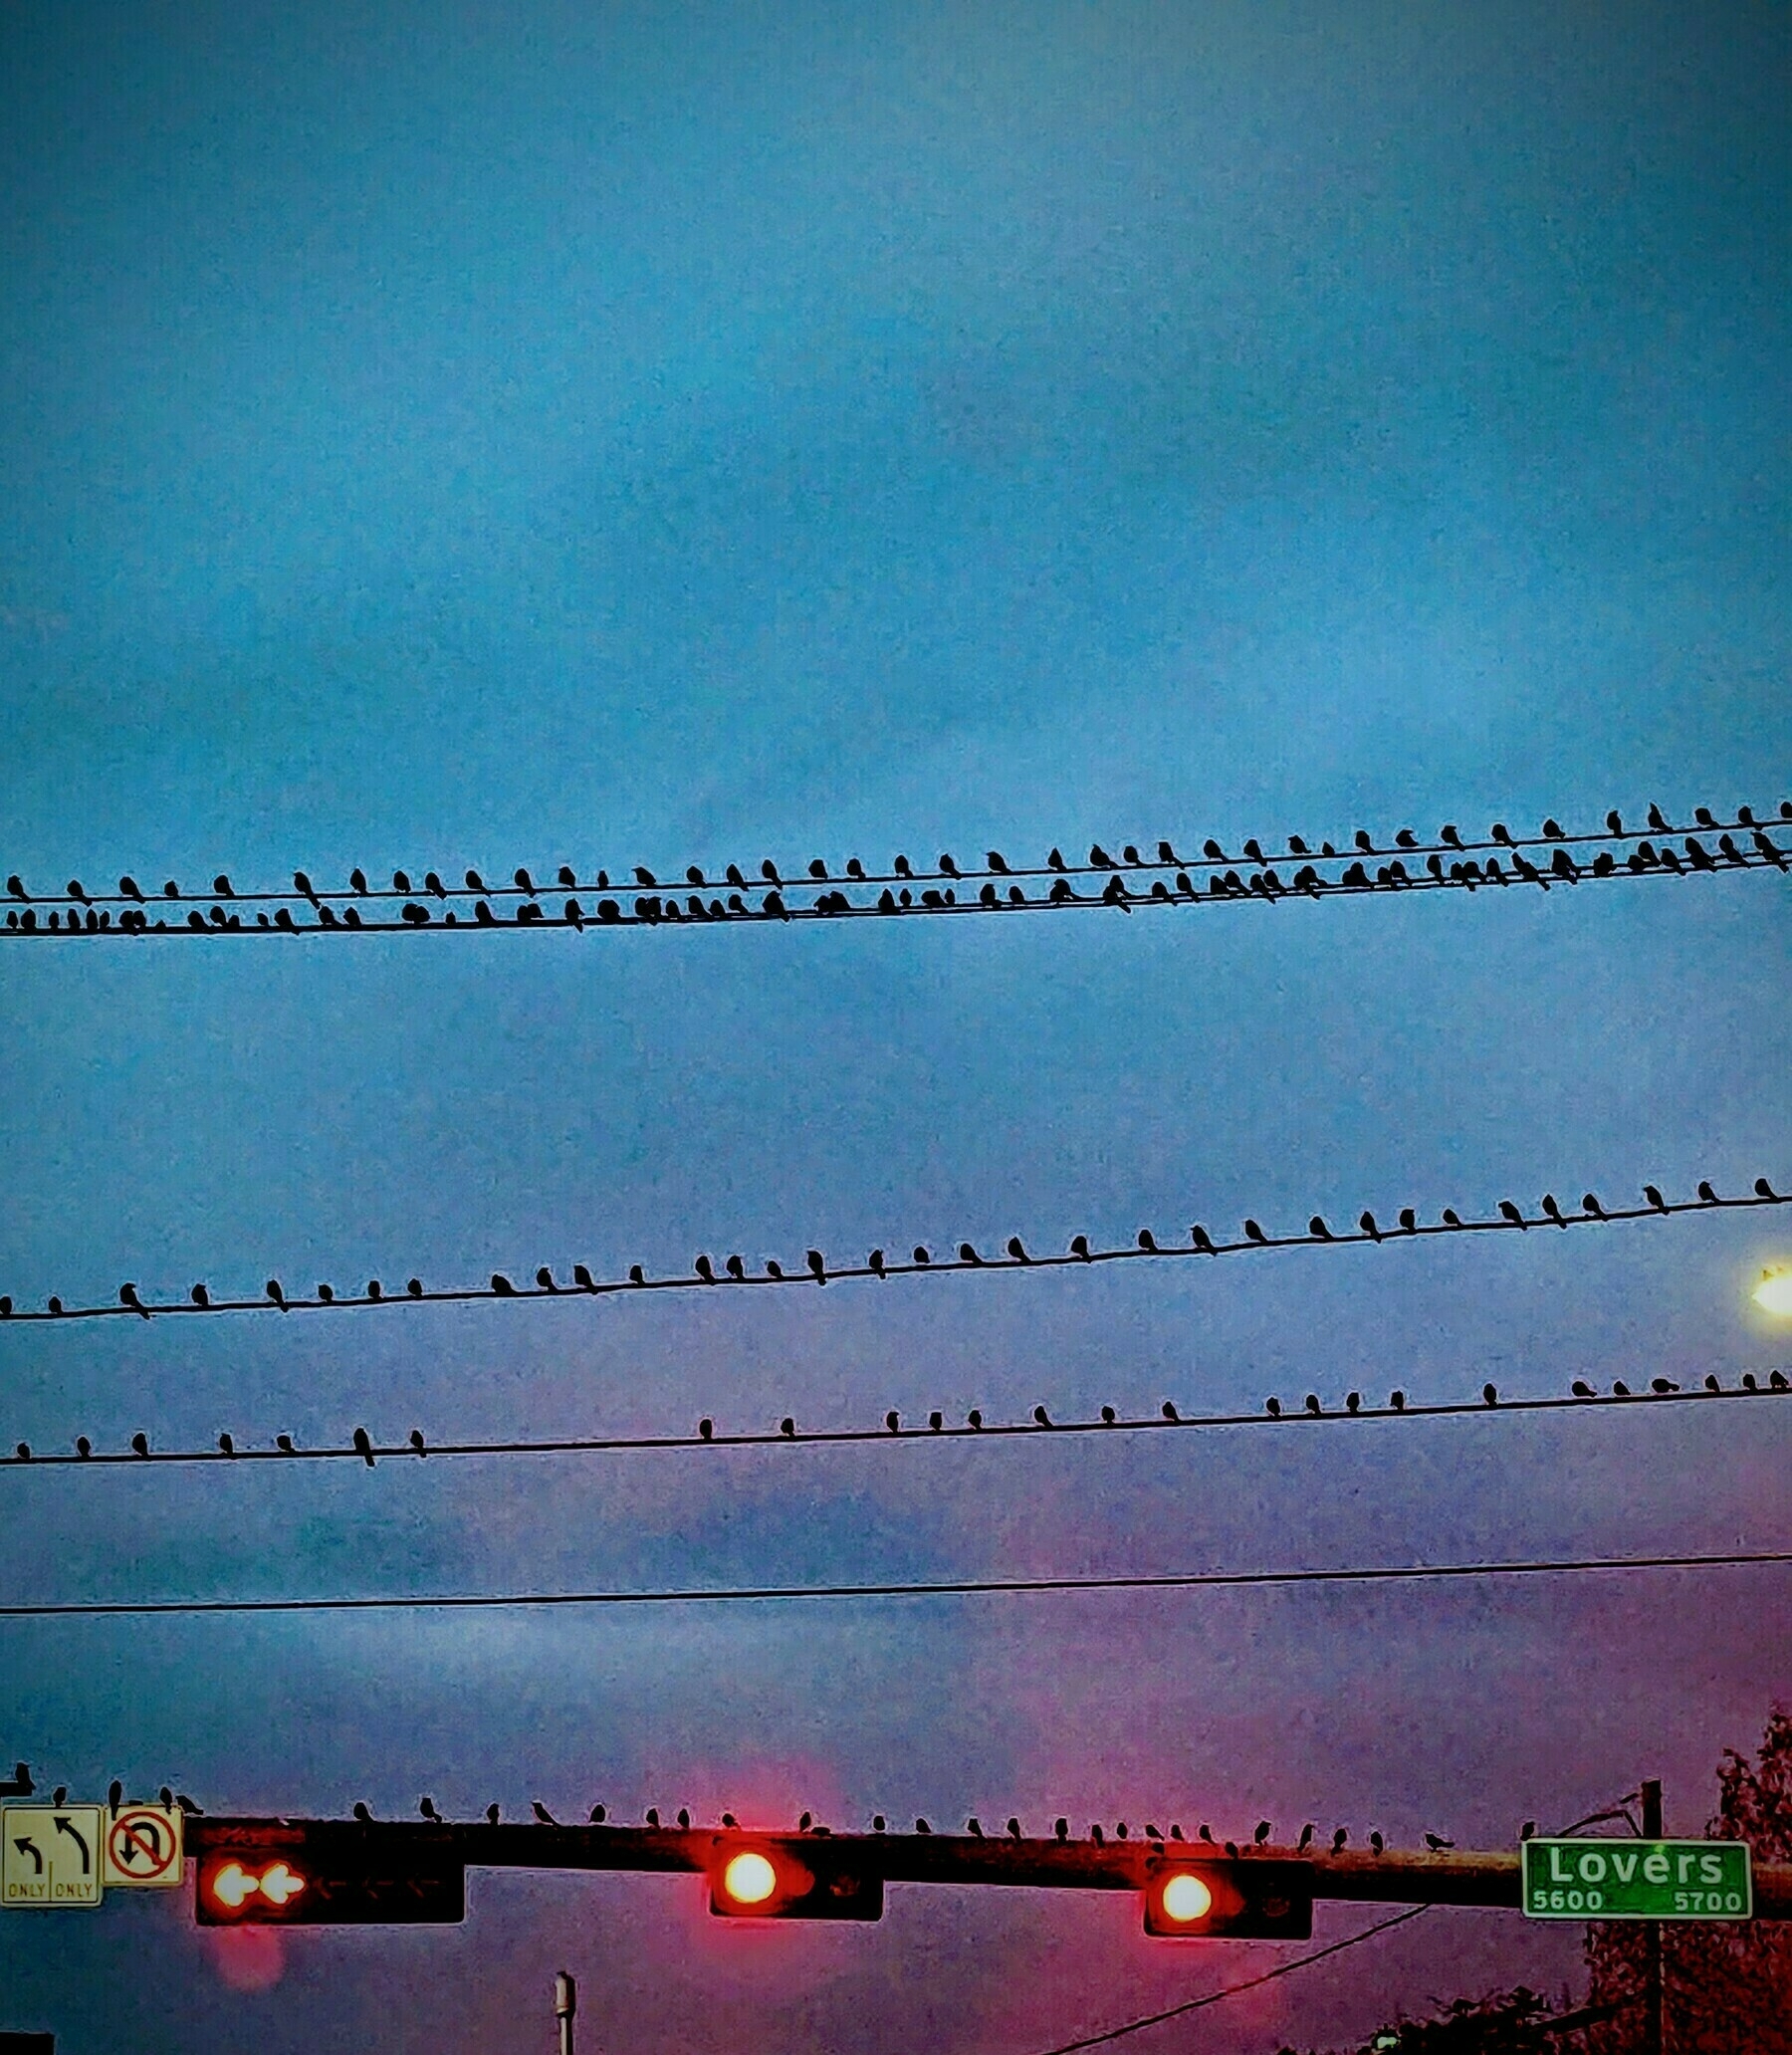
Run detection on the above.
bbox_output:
[103,1805,184,1889]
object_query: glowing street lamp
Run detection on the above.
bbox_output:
[1752,1266,1792,1317]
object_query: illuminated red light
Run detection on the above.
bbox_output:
[720,1851,781,1907]
[205,1858,308,1916]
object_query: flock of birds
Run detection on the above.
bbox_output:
[10,1368,1788,1467]
[2,1177,1784,1327]
[2,803,1786,935]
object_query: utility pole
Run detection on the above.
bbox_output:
[1641,1778,1664,2055]
[554,1971,576,2055]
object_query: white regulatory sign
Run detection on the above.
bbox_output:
[104,1804,184,1888]
[2,1806,106,1907]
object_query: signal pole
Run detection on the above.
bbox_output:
[1641,1778,1664,2055]
[554,1971,576,2055]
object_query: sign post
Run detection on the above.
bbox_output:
[2,1807,105,1909]
[103,1805,184,1889]
[1521,1838,1752,1921]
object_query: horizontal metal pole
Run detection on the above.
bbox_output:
[183,1821,1792,1917]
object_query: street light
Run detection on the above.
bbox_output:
[1752,1266,1792,1316]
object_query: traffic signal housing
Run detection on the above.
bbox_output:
[707,1837,883,1922]
[196,1836,464,1926]
[1142,1855,1312,1939]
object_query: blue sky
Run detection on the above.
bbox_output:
[2,2,1789,2048]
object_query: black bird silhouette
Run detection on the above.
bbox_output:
[1243,1219,1268,1244]
[590,1803,609,1823]
[1370,1831,1385,1854]
[1331,1827,1348,1852]
[1224,1840,1239,1859]
[1498,1200,1527,1228]
[698,1418,713,1441]
[1482,1383,1498,1407]
[939,853,961,878]
[1697,1180,1719,1204]
[1070,1234,1091,1259]
[491,1273,516,1295]
[1304,1394,1322,1417]
[781,1417,796,1438]
[1162,1400,1180,1422]
[967,1816,984,1837]
[108,1778,123,1809]
[1395,828,1418,849]
[1100,1405,1116,1425]
[1033,1405,1053,1427]
[1358,1211,1382,1243]
[352,1428,374,1467]
[119,1282,150,1318]
[1644,1184,1669,1211]
[1572,1380,1596,1398]
[695,1255,716,1283]
[1520,1820,1537,1841]
[967,1409,983,1429]
[131,1432,149,1457]
[408,1430,426,1456]
[276,1434,296,1453]
[885,1410,900,1434]
[1345,1392,1361,1414]
[1773,1371,1790,1393]
[1613,1380,1633,1397]
[1703,1375,1721,1394]
[419,1796,443,1822]
[1297,1823,1315,1851]
[352,1802,373,1822]
[1651,1378,1679,1395]
[155,1786,173,1809]
[960,1242,983,1263]
[1089,1824,1104,1845]
[1197,1823,1215,1844]
[1089,844,1115,868]
[915,1817,932,1834]
[1390,1390,1406,1411]
[645,1808,661,1828]
[486,1803,501,1825]
[190,1283,210,1307]
[1008,1818,1022,1840]
[1742,1374,1759,1392]
[1265,1397,1281,1418]
[1425,1833,1455,1851]
[806,1250,826,1283]
[1254,1820,1271,1844]
[633,866,656,888]
[1308,1216,1332,1240]
[533,1802,557,1825]
[761,859,783,885]
[266,1278,287,1308]
[5,875,26,899]
[218,1433,239,1460]
[1541,1194,1567,1225]
[929,1412,943,1432]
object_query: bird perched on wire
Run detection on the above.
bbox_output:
[532,1801,557,1825]
[1369,1831,1385,1854]
[419,1796,443,1822]
[1331,1827,1348,1853]
[1425,1833,1455,1851]
[1296,1823,1315,1852]
[486,1803,501,1825]
[352,1801,373,1823]
[1253,1820,1271,1845]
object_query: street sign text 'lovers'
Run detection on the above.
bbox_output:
[1522,1838,1752,1920]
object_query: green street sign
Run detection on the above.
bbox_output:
[1521,1838,1752,1921]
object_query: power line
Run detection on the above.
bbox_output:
[6,800,1784,917]
[1033,1906,1431,2055]
[4,1176,1784,1325]
[11,1369,1787,1470]
[2,829,1784,939]
[7,1544,1790,1620]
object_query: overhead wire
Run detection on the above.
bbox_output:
[2,805,1785,939]
[3,1175,1784,1325]
[9,1368,1788,1470]
[6,1544,1791,1619]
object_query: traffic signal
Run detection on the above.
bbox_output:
[707,1837,883,1921]
[1142,1856,1312,1939]
[196,1841,464,1926]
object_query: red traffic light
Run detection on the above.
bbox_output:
[201,1857,310,1920]
[1142,1857,1312,1939]
[707,1838,883,1921]
[196,1844,464,1925]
